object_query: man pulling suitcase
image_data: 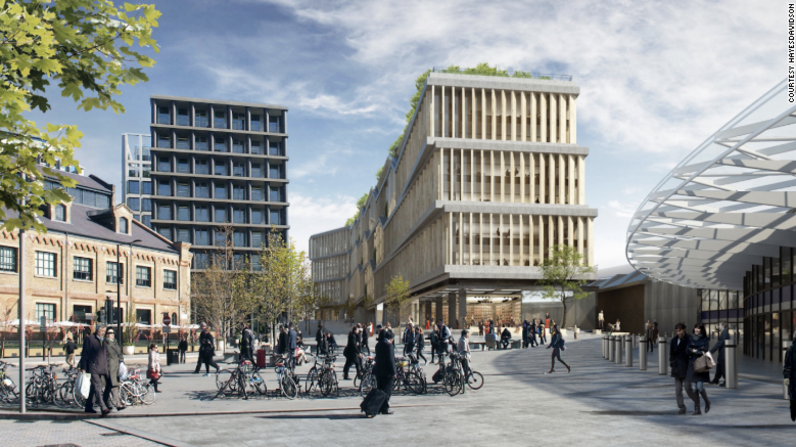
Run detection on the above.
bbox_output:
[361,327,396,417]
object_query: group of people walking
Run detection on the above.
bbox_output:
[669,322,732,415]
[78,324,161,415]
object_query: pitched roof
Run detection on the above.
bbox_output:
[38,166,113,193]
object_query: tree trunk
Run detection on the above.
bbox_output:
[560,288,568,328]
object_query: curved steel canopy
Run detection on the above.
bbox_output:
[627,80,796,290]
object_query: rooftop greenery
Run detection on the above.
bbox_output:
[346,63,552,227]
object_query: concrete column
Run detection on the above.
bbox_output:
[448,292,456,327]
[425,301,432,323]
[459,289,467,329]
[435,296,443,323]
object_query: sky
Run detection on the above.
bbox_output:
[31,0,782,270]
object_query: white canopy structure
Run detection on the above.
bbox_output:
[627,79,796,290]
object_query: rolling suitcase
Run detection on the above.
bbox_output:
[360,388,388,417]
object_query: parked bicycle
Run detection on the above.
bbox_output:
[274,353,299,400]
[0,361,17,403]
[393,356,424,394]
[25,364,59,406]
[356,356,375,397]
[215,358,266,399]
[304,354,338,397]
[120,365,155,406]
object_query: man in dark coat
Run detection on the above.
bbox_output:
[194,323,220,375]
[343,326,362,379]
[240,325,254,362]
[287,322,298,367]
[79,325,111,415]
[669,322,692,414]
[276,325,287,355]
[521,321,529,349]
[373,329,397,415]
[783,334,796,421]
[709,322,730,386]
[529,319,538,347]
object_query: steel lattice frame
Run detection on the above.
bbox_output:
[627,79,796,290]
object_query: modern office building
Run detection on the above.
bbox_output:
[0,167,192,338]
[145,96,289,270]
[121,133,153,228]
[310,69,598,326]
[627,79,796,362]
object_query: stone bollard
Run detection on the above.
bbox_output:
[658,335,668,375]
[625,335,633,367]
[633,334,638,348]
[725,339,738,390]
[602,334,608,358]
[609,336,616,362]
[615,336,623,365]
[639,335,648,370]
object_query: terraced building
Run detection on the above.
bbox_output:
[310,70,597,325]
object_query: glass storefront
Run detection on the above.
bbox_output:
[698,288,744,346]
[742,246,796,362]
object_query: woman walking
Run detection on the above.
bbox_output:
[687,323,711,415]
[415,326,428,365]
[105,328,125,411]
[148,343,162,393]
[545,324,570,374]
[784,333,796,421]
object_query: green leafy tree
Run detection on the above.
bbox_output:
[0,0,160,232]
[383,274,410,325]
[538,245,596,328]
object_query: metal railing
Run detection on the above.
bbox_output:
[431,66,572,82]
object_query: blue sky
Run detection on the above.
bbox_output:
[33,0,781,269]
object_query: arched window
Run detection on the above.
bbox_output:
[54,204,66,222]
[119,217,128,234]
[172,312,178,326]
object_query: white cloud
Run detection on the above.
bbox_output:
[606,200,638,219]
[288,193,358,254]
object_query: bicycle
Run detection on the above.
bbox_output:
[357,356,375,397]
[305,354,337,396]
[0,361,18,403]
[441,352,464,396]
[216,358,266,399]
[394,356,424,394]
[405,353,428,394]
[25,364,59,406]
[274,354,298,400]
[119,365,155,406]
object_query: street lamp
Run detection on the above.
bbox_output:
[117,238,141,345]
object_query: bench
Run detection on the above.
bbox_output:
[470,341,487,351]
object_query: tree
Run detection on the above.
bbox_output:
[383,274,410,325]
[191,225,257,343]
[538,245,596,328]
[0,0,160,232]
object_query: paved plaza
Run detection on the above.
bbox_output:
[1,334,793,446]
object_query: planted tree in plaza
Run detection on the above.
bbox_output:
[538,245,596,328]
[192,225,257,344]
[253,229,313,342]
[383,274,410,326]
[0,0,160,233]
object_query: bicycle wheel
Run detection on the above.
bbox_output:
[25,382,39,406]
[54,383,72,408]
[215,369,232,390]
[359,372,374,397]
[320,370,335,397]
[141,382,156,405]
[72,385,86,408]
[406,370,424,395]
[120,382,135,406]
[466,371,484,390]
[305,367,318,394]
[444,370,462,396]
[251,371,267,395]
[281,374,298,400]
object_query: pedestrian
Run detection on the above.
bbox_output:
[104,328,125,411]
[276,325,287,355]
[430,324,440,363]
[545,324,570,374]
[79,324,111,415]
[478,320,484,336]
[598,310,604,331]
[457,329,472,378]
[315,322,325,351]
[500,327,511,350]
[372,328,396,416]
[539,321,547,344]
[414,326,428,365]
[669,322,692,414]
[529,319,538,347]
[784,332,796,422]
[544,313,551,334]
[178,336,188,363]
[425,319,430,330]
[343,325,362,380]
[522,320,529,348]
[646,322,655,352]
[615,319,621,331]
[686,323,711,415]
[709,321,730,387]
[439,321,452,354]
[148,343,162,393]
[403,322,415,355]
[64,337,77,369]
[240,324,254,362]
[326,331,338,353]
[287,322,298,368]
[193,322,220,376]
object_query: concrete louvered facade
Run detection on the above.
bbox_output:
[310,72,597,325]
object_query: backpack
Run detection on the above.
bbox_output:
[559,338,566,351]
